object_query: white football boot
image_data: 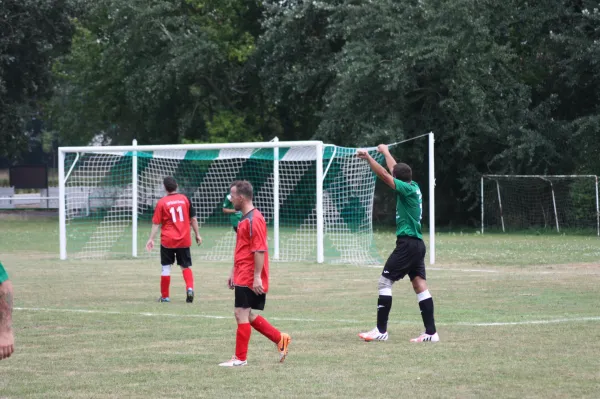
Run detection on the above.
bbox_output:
[358,327,388,342]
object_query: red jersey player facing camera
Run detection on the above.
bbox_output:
[219,180,291,367]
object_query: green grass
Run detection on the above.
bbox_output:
[429,231,600,266]
[1,218,600,398]
[1,216,599,265]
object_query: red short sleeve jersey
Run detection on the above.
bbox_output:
[152,193,196,248]
[234,209,269,292]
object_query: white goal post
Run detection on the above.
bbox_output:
[481,174,600,236]
[59,135,436,264]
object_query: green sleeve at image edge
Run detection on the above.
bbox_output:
[0,262,8,283]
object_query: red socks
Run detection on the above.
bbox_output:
[235,323,251,361]
[250,315,282,343]
[161,268,193,298]
[160,276,170,298]
[234,317,281,361]
[182,268,194,291]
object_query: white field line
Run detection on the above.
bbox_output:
[14,307,600,327]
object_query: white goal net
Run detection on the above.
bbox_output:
[59,140,390,264]
[481,175,599,235]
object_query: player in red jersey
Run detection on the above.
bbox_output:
[219,180,291,367]
[146,176,202,303]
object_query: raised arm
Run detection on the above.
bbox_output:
[356,150,395,189]
[377,144,397,174]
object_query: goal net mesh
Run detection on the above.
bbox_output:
[63,145,385,264]
[483,176,598,233]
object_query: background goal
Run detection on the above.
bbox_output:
[481,175,599,235]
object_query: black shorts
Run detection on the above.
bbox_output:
[160,246,192,267]
[382,236,426,281]
[234,286,266,310]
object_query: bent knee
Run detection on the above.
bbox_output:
[411,276,428,293]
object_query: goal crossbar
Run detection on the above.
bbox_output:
[58,140,324,154]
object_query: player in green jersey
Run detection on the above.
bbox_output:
[223,183,243,232]
[357,144,438,343]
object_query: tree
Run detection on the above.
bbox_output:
[258,1,532,222]
[257,0,600,225]
[44,0,600,226]
[0,0,74,161]
[48,0,270,146]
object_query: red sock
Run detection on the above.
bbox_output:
[160,276,170,298]
[182,268,194,290]
[250,315,282,344]
[235,323,251,361]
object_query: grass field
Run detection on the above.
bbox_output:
[1,217,599,398]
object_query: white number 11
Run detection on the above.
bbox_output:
[169,206,184,223]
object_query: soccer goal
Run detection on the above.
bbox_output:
[481,175,600,235]
[59,136,436,264]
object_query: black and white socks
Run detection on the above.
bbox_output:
[417,289,436,335]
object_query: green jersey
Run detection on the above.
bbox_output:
[223,194,242,228]
[0,261,8,283]
[393,178,423,239]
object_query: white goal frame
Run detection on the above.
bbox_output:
[481,174,600,236]
[59,135,436,264]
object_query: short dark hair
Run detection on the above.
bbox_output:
[233,180,253,200]
[163,176,178,193]
[393,163,412,182]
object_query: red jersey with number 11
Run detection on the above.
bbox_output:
[152,193,196,248]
